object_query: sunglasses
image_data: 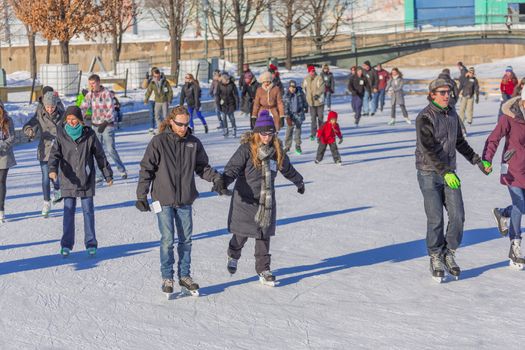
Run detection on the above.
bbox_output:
[259,131,275,137]
[173,120,190,127]
[435,90,450,96]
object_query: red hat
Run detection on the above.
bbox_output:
[307,65,316,73]
[269,63,278,71]
[327,111,338,121]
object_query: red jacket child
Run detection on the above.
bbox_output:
[317,111,342,144]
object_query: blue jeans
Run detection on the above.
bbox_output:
[417,170,465,255]
[377,89,386,111]
[215,106,224,128]
[61,197,96,249]
[324,92,332,110]
[40,161,59,201]
[149,101,156,129]
[92,125,126,179]
[363,90,378,114]
[157,205,193,279]
[502,186,525,240]
[188,106,207,129]
[351,95,363,123]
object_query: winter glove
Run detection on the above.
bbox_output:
[338,138,343,145]
[49,172,57,182]
[443,172,461,190]
[97,121,109,133]
[106,177,114,186]
[477,160,492,175]
[135,199,151,212]
[24,127,35,139]
[212,177,232,196]
[297,182,305,195]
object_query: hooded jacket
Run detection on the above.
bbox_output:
[223,132,303,238]
[48,125,112,198]
[415,101,480,175]
[252,84,285,129]
[137,127,220,206]
[283,86,308,121]
[145,76,173,103]
[23,104,65,161]
[483,96,525,189]
[215,76,239,114]
[180,81,201,109]
[317,113,342,145]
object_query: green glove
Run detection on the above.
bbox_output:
[479,160,492,175]
[444,172,461,189]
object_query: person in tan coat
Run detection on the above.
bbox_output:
[252,71,285,131]
[302,65,325,140]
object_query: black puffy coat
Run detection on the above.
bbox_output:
[48,126,113,198]
[241,78,260,115]
[215,77,239,114]
[223,133,304,238]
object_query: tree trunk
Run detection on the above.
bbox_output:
[168,0,178,84]
[26,29,37,79]
[236,27,245,77]
[285,25,292,70]
[59,40,70,64]
[219,34,225,60]
[46,40,51,64]
[112,33,119,73]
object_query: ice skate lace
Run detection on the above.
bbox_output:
[431,255,444,270]
[259,270,273,278]
[511,241,522,258]
[162,279,174,288]
[445,250,458,268]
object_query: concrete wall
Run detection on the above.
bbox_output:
[386,43,525,67]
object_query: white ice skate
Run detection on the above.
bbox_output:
[509,239,525,270]
[258,270,276,287]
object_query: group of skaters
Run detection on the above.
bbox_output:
[0,58,524,295]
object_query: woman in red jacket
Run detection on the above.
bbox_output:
[500,67,518,113]
[483,92,525,270]
[315,110,343,165]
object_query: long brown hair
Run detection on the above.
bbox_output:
[249,133,284,169]
[391,67,403,78]
[159,105,189,133]
[186,73,200,87]
[0,107,9,137]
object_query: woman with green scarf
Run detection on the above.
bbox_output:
[222,110,305,286]
[48,106,113,257]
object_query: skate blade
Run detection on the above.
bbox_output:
[164,292,175,300]
[509,260,524,270]
[432,276,445,283]
[181,287,199,297]
[259,277,276,287]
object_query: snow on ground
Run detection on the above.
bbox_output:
[1,94,524,349]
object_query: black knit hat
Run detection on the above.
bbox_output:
[65,105,83,122]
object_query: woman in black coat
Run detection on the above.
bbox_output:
[215,72,239,137]
[222,111,304,285]
[48,106,113,257]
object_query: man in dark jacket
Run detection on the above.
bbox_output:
[362,60,378,116]
[437,69,459,107]
[457,61,468,89]
[348,67,370,126]
[458,67,480,125]
[283,80,308,154]
[48,106,113,257]
[320,64,335,111]
[415,78,489,282]
[216,72,239,137]
[240,71,260,118]
[135,106,228,297]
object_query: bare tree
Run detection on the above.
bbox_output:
[207,0,236,59]
[273,0,312,69]
[227,0,269,76]
[147,0,195,84]
[0,0,14,46]
[308,0,348,52]
[9,0,38,77]
[100,0,140,73]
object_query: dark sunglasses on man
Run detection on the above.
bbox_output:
[173,120,190,127]
[435,89,450,96]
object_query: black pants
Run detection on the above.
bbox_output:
[309,105,324,137]
[228,234,271,274]
[316,142,341,163]
[0,168,8,211]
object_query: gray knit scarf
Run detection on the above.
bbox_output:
[254,143,276,228]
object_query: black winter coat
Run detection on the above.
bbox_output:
[241,78,260,114]
[137,128,220,206]
[348,75,371,98]
[216,79,239,114]
[223,134,304,238]
[180,82,201,109]
[48,126,113,198]
[363,68,378,90]
[415,102,479,175]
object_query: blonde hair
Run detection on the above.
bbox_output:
[249,133,284,170]
[159,106,190,133]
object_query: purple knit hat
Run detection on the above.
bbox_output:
[253,110,275,133]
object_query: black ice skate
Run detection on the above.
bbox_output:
[509,239,525,270]
[227,256,238,275]
[179,276,200,297]
[429,254,445,283]
[492,208,509,236]
[444,249,461,280]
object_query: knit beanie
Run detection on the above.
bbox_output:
[253,110,275,134]
[43,91,58,107]
[506,66,513,72]
[327,110,338,121]
[307,65,316,73]
[65,105,84,122]
[428,78,450,92]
